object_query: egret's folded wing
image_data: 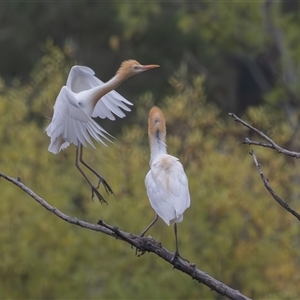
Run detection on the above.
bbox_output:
[148,155,191,223]
[66,65,102,93]
[145,171,176,226]
[46,86,112,154]
[169,160,191,216]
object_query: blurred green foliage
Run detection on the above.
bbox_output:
[1,43,300,299]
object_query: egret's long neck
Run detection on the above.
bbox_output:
[91,72,129,107]
[149,129,167,164]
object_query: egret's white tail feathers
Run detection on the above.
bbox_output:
[172,214,183,224]
[47,116,113,154]
[48,137,70,154]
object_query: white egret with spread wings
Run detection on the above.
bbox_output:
[46,60,159,202]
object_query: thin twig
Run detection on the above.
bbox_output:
[244,138,274,150]
[249,150,300,222]
[228,113,300,158]
[0,170,251,300]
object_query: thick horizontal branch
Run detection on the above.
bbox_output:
[249,150,300,222]
[228,113,300,158]
[0,170,251,300]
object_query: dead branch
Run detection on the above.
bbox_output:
[0,170,251,300]
[249,150,300,222]
[228,113,300,158]
[228,112,300,221]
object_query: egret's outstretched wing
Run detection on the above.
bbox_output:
[145,154,191,225]
[46,86,112,154]
[66,65,133,121]
[66,65,102,92]
[92,90,133,120]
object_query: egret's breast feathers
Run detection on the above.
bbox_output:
[152,155,181,195]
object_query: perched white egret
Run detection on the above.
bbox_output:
[140,106,190,261]
[46,60,159,203]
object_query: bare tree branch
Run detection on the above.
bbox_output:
[228,112,300,158]
[249,150,300,222]
[0,170,251,300]
[228,113,300,221]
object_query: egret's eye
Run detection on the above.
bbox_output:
[133,65,139,70]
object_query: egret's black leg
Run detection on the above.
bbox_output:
[173,223,180,260]
[139,214,159,237]
[171,223,189,263]
[79,144,114,195]
[79,145,113,194]
[135,214,159,256]
[75,145,107,204]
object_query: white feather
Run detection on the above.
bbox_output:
[46,86,110,154]
[66,65,133,120]
[145,153,190,226]
[66,65,101,92]
[46,65,133,153]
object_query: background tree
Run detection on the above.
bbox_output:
[1,1,300,299]
[1,44,300,299]
[1,1,300,115]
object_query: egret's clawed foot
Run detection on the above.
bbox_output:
[76,144,114,201]
[133,233,147,257]
[91,185,108,204]
[135,247,146,257]
[96,177,114,195]
[171,252,189,264]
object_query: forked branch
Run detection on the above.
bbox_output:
[0,170,251,300]
[228,113,300,222]
[228,113,300,158]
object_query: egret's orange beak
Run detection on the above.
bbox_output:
[141,64,160,70]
